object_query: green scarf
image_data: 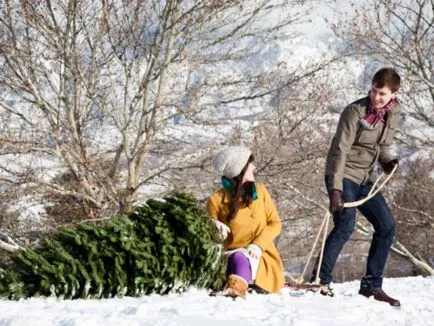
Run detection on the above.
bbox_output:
[221,176,258,200]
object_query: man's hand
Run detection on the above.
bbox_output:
[246,244,262,260]
[213,220,231,240]
[383,159,399,175]
[329,189,344,214]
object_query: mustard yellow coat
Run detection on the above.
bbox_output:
[207,183,285,293]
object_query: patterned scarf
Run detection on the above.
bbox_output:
[359,97,396,129]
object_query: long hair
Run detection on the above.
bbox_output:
[227,155,255,222]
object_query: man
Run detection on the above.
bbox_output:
[319,68,401,306]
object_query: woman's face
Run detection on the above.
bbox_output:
[242,162,256,183]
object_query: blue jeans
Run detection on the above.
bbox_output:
[320,176,396,290]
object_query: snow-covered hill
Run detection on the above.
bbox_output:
[1,276,433,326]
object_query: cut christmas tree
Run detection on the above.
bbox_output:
[0,191,226,299]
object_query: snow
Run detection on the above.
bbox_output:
[1,276,433,325]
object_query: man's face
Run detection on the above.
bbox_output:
[369,85,397,110]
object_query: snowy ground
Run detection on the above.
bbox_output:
[1,276,433,326]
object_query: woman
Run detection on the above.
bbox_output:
[207,146,285,297]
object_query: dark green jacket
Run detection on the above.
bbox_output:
[325,96,400,191]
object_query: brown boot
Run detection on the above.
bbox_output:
[223,274,248,298]
[359,288,400,307]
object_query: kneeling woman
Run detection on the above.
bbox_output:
[207,146,285,297]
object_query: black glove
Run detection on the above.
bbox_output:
[383,159,399,174]
[329,189,344,214]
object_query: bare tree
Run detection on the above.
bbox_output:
[329,0,434,148]
[390,159,433,274]
[0,0,324,225]
[219,67,343,276]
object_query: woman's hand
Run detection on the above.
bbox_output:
[246,244,262,260]
[213,220,231,240]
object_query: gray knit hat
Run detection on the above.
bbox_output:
[212,146,252,178]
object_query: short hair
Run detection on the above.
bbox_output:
[372,68,401,92]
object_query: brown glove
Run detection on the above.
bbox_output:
[383,159,399,174]
[329,189,344,214]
